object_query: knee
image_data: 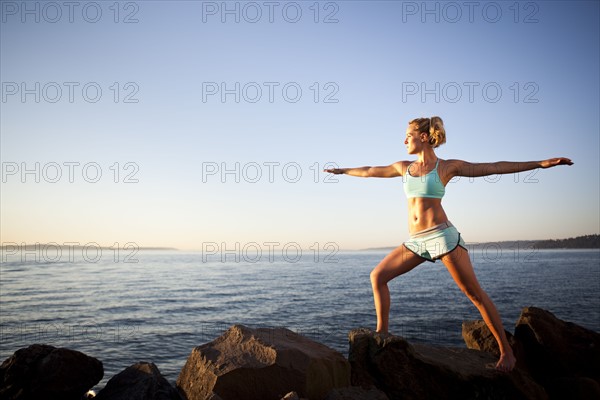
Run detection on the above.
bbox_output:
[463,287,484,306]
[370,268,384,287]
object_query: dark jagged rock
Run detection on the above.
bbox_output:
[462,320,511,358]
[551,377,600,400]
[280,392,305,400]
[514,306,600,398]
[324,386,389,400]
[95,362,182,400]
[462,319,527,371]
[176,324,350,400]
[3,307,597,400]
[0,343,103,400]
[348,328,547,400]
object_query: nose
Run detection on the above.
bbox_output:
[404,138,408,145]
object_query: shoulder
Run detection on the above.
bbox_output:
[440,158,466,165]
[392,160,412,175]
[439,159,468,171]
[437,159,468,181]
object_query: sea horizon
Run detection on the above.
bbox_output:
[1,232,599,253]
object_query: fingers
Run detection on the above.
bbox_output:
[548,157,573,167]
[554,157,573,166]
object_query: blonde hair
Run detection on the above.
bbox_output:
[409,116,446,148]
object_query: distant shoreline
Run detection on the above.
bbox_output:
[3,234,598,253]
[362,245,600,252]
[362,234,600,251]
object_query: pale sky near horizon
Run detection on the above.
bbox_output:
[1,1,599,251]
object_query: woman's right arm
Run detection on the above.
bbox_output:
[324,161,405,178]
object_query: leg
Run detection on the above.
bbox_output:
[370,245,425,333]
[440,246,517,372]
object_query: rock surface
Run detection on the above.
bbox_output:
[462,320,527,370]
[463,306,600,400]
[348,328,547,400]
[95,362,182,400]
[176,324,350,400]
[280,391,304,400]
[2,307,598,400]
[461,320,513,358]
[515,307,600,380]
[324,386,389,400]
[0,343,103,400]
[514,307,600,398]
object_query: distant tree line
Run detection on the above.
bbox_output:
[533,234,600,249]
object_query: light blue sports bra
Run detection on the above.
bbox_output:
[403,159,445,199]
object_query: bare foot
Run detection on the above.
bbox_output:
[495,352,517,372]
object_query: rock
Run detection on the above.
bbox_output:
[0,343,103,400]
[552,377,600,400]
[280,391,304,400]
[514,307,600,394]
[176,324,350,400]
[462,320,526,371]
[95,362,182,400]
[462,320,511,357]
[324,386,389,400]
[348,328,547,400]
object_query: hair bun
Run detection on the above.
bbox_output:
[408,116,447,148]
[429,116,446,148]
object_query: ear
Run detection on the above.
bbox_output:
[419,131,429,143]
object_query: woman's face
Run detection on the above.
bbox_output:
[404,124,423,154]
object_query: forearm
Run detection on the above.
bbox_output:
[339,166,372,177]
[490,161,542,175]
[325,162,403,178]
[451,157,571,178]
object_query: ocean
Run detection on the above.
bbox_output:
[1,248,599,389]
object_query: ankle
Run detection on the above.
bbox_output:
[500,347,515,357]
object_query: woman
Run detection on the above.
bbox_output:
[325,116,573,372]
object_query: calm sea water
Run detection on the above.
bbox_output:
[1,248,599,389]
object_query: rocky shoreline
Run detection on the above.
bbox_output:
[1,307,598,400]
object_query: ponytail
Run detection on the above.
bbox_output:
[409,116,446,148]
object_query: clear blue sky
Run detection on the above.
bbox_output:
[1,1,599,250]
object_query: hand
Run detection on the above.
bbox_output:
[540,157,574,168]
[323,168,345,175]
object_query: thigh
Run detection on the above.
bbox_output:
[372,244,426,283]
[440,246,483,293]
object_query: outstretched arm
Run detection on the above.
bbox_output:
[446,157,573,178]
[324,161,405,178]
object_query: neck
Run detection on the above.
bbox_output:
[416,149,437,164]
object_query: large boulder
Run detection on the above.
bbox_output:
[95,362,182,400]
[0,344,103,400]
[280,392,305,400]
[348,328,547,400]
[462,320,513,357]
[176,325,350,400]
[324,386,389,400]
[514,307,600,397]
[462,320,527,371]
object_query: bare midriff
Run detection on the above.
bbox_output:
[407,197,449,235]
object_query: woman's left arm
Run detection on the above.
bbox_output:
[445,157,573,178]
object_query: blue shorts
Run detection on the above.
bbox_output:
[403,221,467,262]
